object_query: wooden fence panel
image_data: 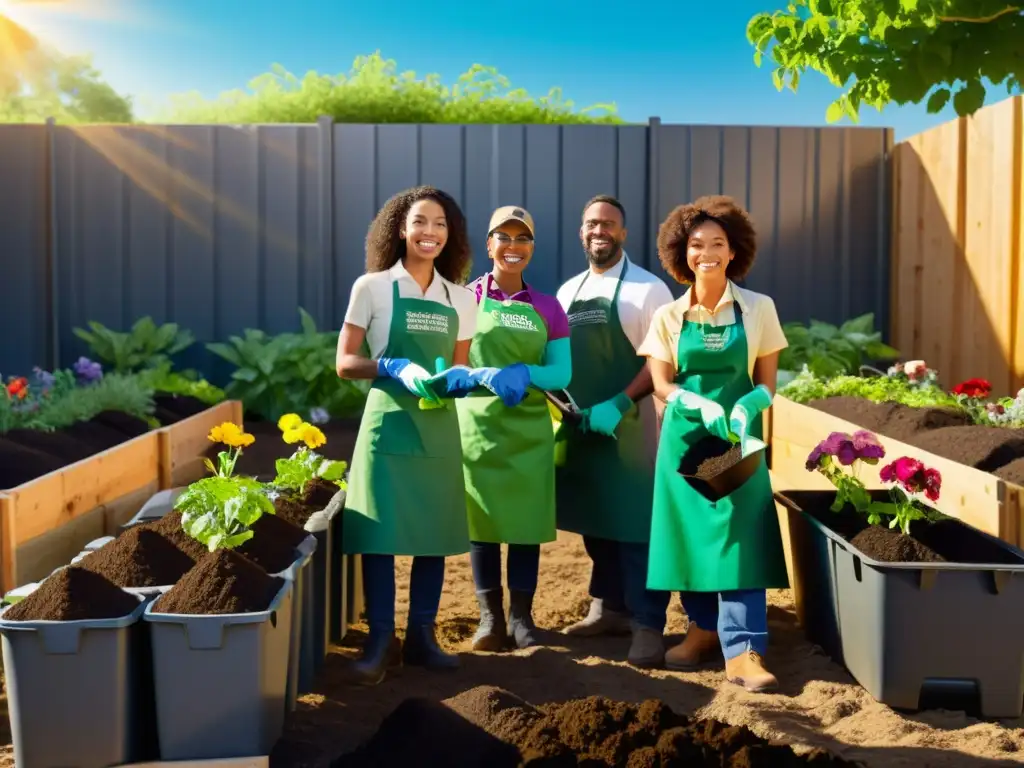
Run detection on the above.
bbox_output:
[891,95,1023,396]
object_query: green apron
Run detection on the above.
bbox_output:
[343,279,470,556]
[646,302,789,591]
[555,259,653,543]
[456,275,556,544]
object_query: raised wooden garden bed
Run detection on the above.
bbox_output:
[0,400,242,592]
[770,395,1024,548]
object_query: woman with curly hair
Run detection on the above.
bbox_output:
[637,194,789,692]
[336,185,479,685]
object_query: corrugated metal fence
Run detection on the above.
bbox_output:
[0,117,893,376]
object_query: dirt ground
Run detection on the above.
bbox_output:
[272,531,1024,768]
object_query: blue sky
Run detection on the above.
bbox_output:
[15,0,1017,139]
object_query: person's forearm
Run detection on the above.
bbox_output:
[623,364,655,403]
[338,354,381,381]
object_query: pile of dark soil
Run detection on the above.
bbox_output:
[153,394,209,425]
[91,411,152,439]
[303,477,340,510]
[152,549,283,615]
[911,426,1024,472]
[273,494,314,528]
[142,510,210,561]
[680,436,744,481]
[77,526,197,587]
[810,396,894,432]
[337,687,852,767]
[2,567,139,622]
[236,512,308,573]
[2,427,96,463]
[0,437,63,489]
[995,457,1024,485]
[781,490,1022,565]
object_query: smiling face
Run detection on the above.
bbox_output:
[488,219,534,277]
[400,198,448,261]
[580,201,627,269]
[686,219,734,280]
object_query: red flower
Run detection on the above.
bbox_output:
[952,378,992,398]
[6,377,27,400]
[880,457,942,501]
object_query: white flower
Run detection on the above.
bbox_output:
[904,360,926,377]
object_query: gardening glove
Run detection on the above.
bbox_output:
[667,388,731,441]
[581,392,633,437]
[427,365,477,398]
[729,384,773,441]
[377,357,434,400]
[473,363,531,407]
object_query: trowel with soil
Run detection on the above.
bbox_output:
[679,427,767,501]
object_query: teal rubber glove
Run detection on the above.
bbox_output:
[668,388,731,441]
[582,392,633,437]
[729,384,773,440]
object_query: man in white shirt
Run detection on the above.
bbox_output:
[554,195,675,667]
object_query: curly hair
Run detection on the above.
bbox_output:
[364,186,472,284]
[656,195,757,284]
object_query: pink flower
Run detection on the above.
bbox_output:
[880,457,942,501]
[922,468,942,501]
[904,360,927,380]
[894,457,923,483]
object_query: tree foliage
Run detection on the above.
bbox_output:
[747,0,1023,122]
[0,16,133,123]
[157,52,624,125]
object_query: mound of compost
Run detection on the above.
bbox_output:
[76,526,196,587]
[2,567,139,622]
[152,549,283,615]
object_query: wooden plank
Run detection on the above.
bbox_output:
[11,431,160,545]
[164,400,243,487]
[0,494,14,593]
[771,396,1004,541]
[1012,96,1024,394]
[117,757,268,768]
[1000,481,1024,550]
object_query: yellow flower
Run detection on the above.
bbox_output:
[207,422,254,449]
[283,426,305,444]
[277,413,303,432]
[301,424,326,450]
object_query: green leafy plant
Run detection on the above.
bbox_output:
[137,362,226,406]
[272,413,348,494]
[780,366,962,410]
[73,317,195,374]
[778,313,899,386]
[207,307,368,422]
[175,420,273,551]
[157,52,623,125]
[746,1,1021,124]
[32,372,156,431]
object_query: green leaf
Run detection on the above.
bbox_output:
[754,49,763,67]
[953,79,986,117]
[825,98,845,123]
[772,68,785,91]
[838,313,875,335]
[900,0,918,11]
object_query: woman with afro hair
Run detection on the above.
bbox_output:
[637,194,789,692]
[336,185,480,685]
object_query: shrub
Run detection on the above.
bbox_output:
[157,52,624,125]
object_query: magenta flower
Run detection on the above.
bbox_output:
[880,457,942,502]
[894,457,924,484]
[851,430,885,460]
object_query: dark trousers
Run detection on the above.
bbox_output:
[583,535,670,633]
[469,541,541,593]
[362,553,445,634]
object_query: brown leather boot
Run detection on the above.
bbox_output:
[664,625,719,670]
[725,650,778,692]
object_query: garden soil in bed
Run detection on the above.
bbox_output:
[336,686,853,767]
[808,397,1024,475]
[236,512,310,573]
[152,549,284,615]
[1,567,139,622]
[140,511,210,561]
[76,526,197,587]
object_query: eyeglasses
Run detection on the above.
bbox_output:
[491,233,534,245]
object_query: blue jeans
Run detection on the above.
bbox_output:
[680,589,768,659]
[470,542,540,592]
[362,554,445,634]
[584,535,670,633]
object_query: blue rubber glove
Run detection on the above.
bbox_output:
[729,384,773,440]
[582,392,633,437]
[428,365,477,398]
[473,363,531,407]
[377,357,432,399]
[667,388,731,441]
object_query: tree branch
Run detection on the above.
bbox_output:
[939,5,1021,24]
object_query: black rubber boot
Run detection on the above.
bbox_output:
[507,590,539,649]
[471,589,509,651]
[403,624,460,670]
[351,629,400,686]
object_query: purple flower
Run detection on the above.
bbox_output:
[32,366,55,389]
[851,430,885,460]
[73,356,103,384]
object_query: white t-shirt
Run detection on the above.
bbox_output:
[343,261,478,360]
[556,253,674,352]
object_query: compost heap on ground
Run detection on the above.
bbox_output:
[334,686,853,767]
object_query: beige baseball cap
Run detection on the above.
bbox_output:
[488,205,535,237]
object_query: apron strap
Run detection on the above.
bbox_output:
[569,255,629,310]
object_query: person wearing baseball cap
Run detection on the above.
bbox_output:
[456,204,573,651]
